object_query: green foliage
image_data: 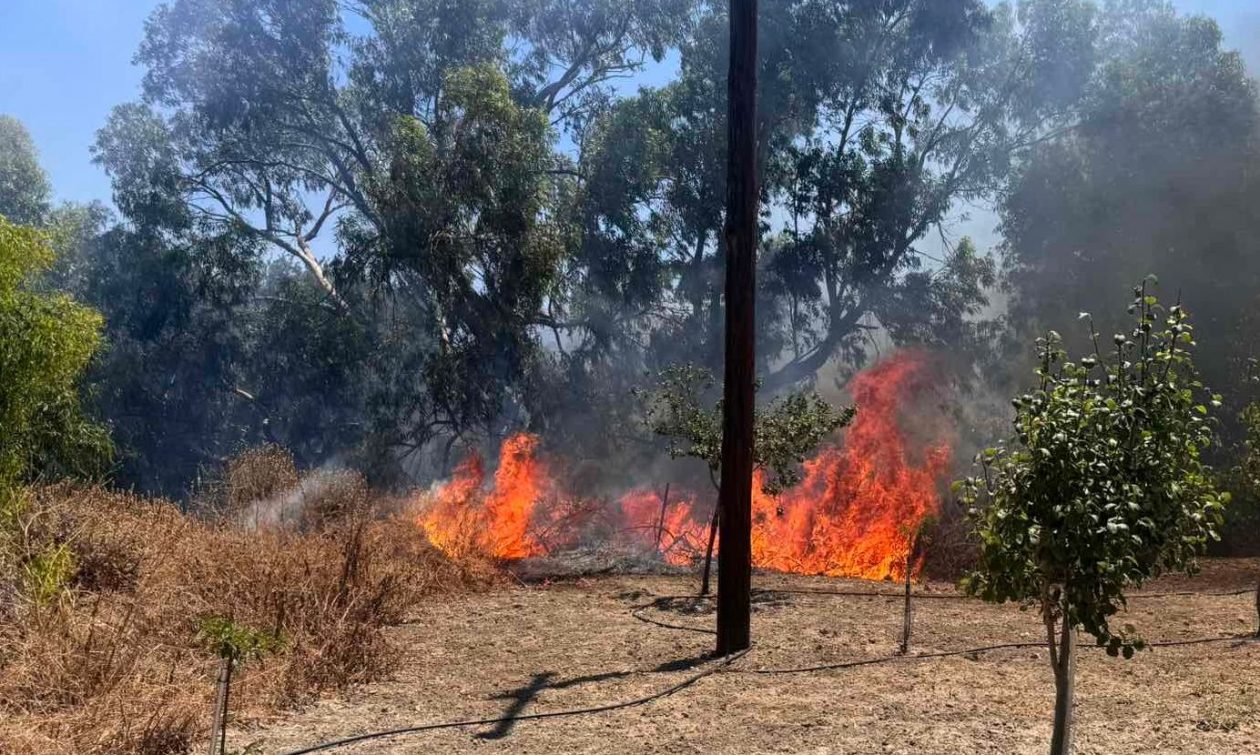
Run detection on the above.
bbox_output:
[1238,399,1260,486]
[1215,365,1260,553]
[1001,3,1260,437]
[958,284,1228,655]
[9,0,1255,506]
[22,542,76,607]
[196,616,284,663]
[0,115,51,225]
[0,217,111,489]
[640,365,854,494]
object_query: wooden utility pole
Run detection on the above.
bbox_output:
[716,0,758,656]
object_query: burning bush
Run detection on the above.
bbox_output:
[0,476,495,754]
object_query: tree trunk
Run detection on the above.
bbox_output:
[1050,617,1075,755]
[700,503,720,597]
[715,0,758,657]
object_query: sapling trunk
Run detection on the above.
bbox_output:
[898,549,913,655]
[1254,577,1259,637]
[208,656,233,755]
[1049,615,1075,755]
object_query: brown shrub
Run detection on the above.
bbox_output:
[0,483,497,754]
[919,504,978,581]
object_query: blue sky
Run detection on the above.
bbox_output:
[1,0,1258,209]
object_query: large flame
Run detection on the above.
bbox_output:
[420,433,550,559]
[748,351,952,579]
[419,351,952,581]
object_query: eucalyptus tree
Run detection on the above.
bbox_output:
[759,0,1096,389]
[93,0,694,462]
[569,0,1096,396]
[0,116,51,226]
[1002,1,1260,427]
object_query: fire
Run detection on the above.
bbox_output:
[420,351,953,582]
[749,352,952,579]
[617,490,709,567]
[420,433,550,560]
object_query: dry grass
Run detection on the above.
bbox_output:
[0,461,497,754]
[241,564,1260,754]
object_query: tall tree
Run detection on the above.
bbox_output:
[93,0,695,469]
[1001,2,1260,429]
[0,116,51,226]
[0,217,111,490]
[716,0,757,656]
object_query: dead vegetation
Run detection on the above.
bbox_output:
[0,451,498,755]
[238,566,1260,755]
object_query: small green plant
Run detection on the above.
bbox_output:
[22,542,76,607]
[197,617,284,755]
[957,283,1228,755]
[196,616,284,663]
[641,364,854,493]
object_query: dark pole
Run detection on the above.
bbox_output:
[716,0,757,656]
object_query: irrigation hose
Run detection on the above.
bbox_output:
[754,587,1254,600]
[278,647,752,755]
[278,585,1257,753]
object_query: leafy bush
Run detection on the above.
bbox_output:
[0,216,110,490]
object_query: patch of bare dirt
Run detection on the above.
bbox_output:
[231,559,1260,754]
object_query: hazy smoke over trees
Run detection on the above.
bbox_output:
[2,0,1258,499]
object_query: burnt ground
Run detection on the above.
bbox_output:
[232,558,1260,754]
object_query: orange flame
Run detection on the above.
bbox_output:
[420,433,550,560]
[421,351,952,580]
[616,489,710,566]
[749,351,952,579]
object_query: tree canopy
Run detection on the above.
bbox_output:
[1,0,1257,501]
[0,116,50,226]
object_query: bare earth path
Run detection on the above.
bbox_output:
[233,560,1260,754]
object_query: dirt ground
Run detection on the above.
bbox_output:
[233,559,1260,755]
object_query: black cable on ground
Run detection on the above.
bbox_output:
[630,603,717,635]
[277,648,751,755]
[1127,588,1255,599]
[756,587,1254,601]
[735,635,1259,675]
[736,641,1047,675]
[278,585,1257,753]
[756,587,965,600]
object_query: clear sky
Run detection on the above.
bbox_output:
[1,0,1258,209]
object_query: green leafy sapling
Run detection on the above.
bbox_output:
[197,617,284,755]
[956,283,1228,755]
[641,364,854,493]
[640,364,853,594]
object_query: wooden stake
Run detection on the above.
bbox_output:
[655,483,672,551]
[898,546,913,655]
[700,503,720,597]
